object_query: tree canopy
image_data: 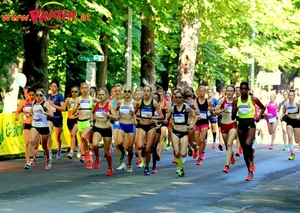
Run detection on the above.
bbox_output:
[0,0,299,94]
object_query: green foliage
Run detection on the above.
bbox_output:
[0,1,23,91]
[1,0,300,93]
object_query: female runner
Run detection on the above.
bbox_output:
[72,82,95,169]
[115,86,136,172]
[278,90,289,150]
[282,90,300,160]
[134,85,163,175]
[215,85,237,173]
[92,87,118,175]
[264,94,279,149]
[184,86,199,159]
[207,88,219,149]
[164,90,197,177]
[15,87,36,169]
[195,86,213,165]
[65,86,79,159]
[46,80,65,160]
[29,89,53,169]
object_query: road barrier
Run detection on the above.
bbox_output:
[0,112,71,156]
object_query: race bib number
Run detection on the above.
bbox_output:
[269,116,276,123]
[238,105,250,115]
[33,118,42,127]
[141,108,152,118]
[95,109,107,118]
[69,100,75,110]
[224,103,232,113]
[120,106,131,115]
[80,100,91,108]
[200,111,207,119]
[173,114,185,123]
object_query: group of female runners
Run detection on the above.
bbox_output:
[15,81,300,180]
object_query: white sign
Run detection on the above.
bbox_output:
[258,71,281,86]
[294,77,300,90]
[86,62,96,87]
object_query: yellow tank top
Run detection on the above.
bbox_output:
[237,95,255,119]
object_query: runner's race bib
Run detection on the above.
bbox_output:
[33,118,42,127]
[224,103,232,113]
[268,116,276,123]
[200,111,207,119]
[141,108,152,118]
[173,114,185,123]
[238,105,250,115]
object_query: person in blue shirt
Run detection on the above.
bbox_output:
[46,80,65,160]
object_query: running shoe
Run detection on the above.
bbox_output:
[86,157,93,170]
[106,168,113,176]
[67,152,73,159]
[109,147,114,153]
[165,144,171,151]
[144,167,150,176]
[177,169,185,178]
[231,151,236,165]
[94,158,100,169]
[24,162,32,169]
[201,152,205,160]
[212,141,216,149]
[56,150,62,160]
[218,144,223,151]
[80,155,86,163]
[136,158,142,165]
[269,144,273,150]
[245,172,254,181]
[138,161,145,168]
[235,152,240,157]
[249,161,255,172]
[223,166,229,173]
[33,156,36,163]
[45,160,52,170]
[196,158,202,165]
[151,167,158,173]
[175,167,180,173]
[49,152,53,160]
[126,164,133,173]
[283,145,288,151]
[288,153,295,160]
[116,162,126,170]
[187,147,193,157]
[76,150,81,159]
[182,156,186,163]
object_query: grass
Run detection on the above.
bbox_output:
[0,103,3,113]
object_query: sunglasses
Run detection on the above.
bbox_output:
[175,96,182,99]
[71,91,78,93]
[124,90,131,93]
[36,94,44,97]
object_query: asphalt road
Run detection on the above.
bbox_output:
[1,139,300,213]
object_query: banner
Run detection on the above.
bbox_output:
[0,112,72,156]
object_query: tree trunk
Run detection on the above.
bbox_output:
[20,1,49,90]
[97,44,108,88]
[140,15,156,86]
[177,19,200,88]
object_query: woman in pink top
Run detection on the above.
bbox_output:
[265,94,278,149]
